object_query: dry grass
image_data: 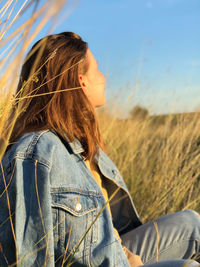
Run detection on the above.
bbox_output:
[98,107,200,222]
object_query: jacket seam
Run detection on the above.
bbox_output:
[51,204,97,216]
[50,187,103,197]
[13,130,53,168]
[14,155,51,169]
[26,130,49,155]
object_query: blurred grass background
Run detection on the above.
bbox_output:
[98,106,200,222]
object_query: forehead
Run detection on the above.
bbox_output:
[86,48,97,65]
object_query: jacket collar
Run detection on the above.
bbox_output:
[55,131,128,190]
[68,139,84,154]
[52,130,84,155]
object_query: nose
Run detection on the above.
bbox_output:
[102,72,106,84]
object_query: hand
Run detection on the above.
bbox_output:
[123,246,143,267]
[128,254,143,267]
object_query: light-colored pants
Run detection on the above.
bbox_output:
[121,210,200,267]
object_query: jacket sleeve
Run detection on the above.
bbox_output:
[11,157,54,266]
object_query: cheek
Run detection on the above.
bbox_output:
[90,70,105,85]
[84,71,106,107]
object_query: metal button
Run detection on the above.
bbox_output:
[112,169,117,175]
[75,202,82,212]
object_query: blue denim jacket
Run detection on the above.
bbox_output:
[0,130,142,266]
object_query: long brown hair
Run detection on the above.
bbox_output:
[6,32,104,161]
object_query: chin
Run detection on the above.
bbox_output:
[95,98,106,108]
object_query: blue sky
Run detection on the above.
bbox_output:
[3,0,200,115]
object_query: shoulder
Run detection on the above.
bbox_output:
[5,130,66,168]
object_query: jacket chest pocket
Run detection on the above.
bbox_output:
[51,189,98,263]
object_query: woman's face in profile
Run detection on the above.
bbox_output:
[79,49,106,108]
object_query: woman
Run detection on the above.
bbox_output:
[0,32,200,267]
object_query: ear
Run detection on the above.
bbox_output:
[79,74,87,90]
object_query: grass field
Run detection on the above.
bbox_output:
[98,107,200,222]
